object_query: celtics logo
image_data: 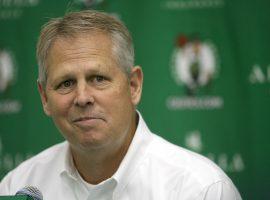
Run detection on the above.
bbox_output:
[0,49,16,93]
[171,35,219,95]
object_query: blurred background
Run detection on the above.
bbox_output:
[0,0,269,199]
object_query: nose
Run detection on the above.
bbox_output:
[74,81,94,107]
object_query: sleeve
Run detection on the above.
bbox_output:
[194,181,242,200]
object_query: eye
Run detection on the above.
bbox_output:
[62,80,73,87]
[54,79,75,94]
[57,79,75,90]
[92,75,106,84]
[95,75,105,82]
[91,75,110,88]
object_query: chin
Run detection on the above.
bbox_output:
[76,135,111,150]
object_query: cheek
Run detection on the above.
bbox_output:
[48,94,73,117]
[103,86,133,121]
[104,85,132,109]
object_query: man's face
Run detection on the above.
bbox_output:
[38,33,143,152]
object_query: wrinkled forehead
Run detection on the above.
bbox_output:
[47,32,114,65]
[51,31,112,53]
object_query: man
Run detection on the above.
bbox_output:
[0,10,242,199]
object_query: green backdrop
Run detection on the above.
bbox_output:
[1,0,270,199]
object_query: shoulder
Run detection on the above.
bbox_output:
[8,141,67,173]
[0,141,68,195]
[146,134,240,197]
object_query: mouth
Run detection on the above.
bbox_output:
[73,116,103,122]
[72,115,105,129]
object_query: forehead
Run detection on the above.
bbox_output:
[48,32,113,61]
[45,32,119,75]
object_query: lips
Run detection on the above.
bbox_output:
[73,116,101,122]
[72,115,105,129]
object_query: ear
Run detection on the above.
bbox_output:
[37,80,51,116]
[129,66,143,106]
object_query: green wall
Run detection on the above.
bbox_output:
[0,0,269,199]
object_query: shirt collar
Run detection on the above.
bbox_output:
[57,141,77,180]
[112,111,153,195]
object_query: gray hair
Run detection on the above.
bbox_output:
[36,10,134,86]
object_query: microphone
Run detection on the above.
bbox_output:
[15,186,43,200]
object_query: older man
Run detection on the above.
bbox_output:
[0,10,242,199]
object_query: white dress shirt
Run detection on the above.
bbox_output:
[0,113,242,200]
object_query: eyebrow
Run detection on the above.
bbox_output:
[50,66,110,84]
